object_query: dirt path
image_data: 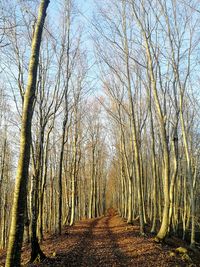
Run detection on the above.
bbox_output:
[1,214,200,266]
[36,216,130,267]
[70,216,130,266]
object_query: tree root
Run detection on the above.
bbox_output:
[29,238,46,263]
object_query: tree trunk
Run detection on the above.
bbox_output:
[5,1,49,266]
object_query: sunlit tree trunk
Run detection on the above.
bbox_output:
[148,95,157,233]
[180,96,195,246]
[69,110,78,226]
[122,2,144,232]
[5,1,49,266]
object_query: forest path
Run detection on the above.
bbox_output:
[1,213,199,266]
[23,212,199,267]
[55,215,129,267]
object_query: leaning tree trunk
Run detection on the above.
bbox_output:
[5,1,50,266]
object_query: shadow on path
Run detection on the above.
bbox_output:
[41,218,100,267]
[39,216,131,267]
[105,215,132,267]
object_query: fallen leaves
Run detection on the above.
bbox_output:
[0,214,200,266]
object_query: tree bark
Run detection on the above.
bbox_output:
[5,1,50,266]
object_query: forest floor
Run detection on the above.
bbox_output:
[1,211,200,266]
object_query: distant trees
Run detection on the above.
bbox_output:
[87,103,106,219]
[0,90,12,249]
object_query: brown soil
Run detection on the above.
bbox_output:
[1,214,200,266]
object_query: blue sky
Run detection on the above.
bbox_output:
[79,0,94,16]
[50,0,100,93]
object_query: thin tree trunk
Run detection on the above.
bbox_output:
[122,2,144,232]
[180,97,195,247]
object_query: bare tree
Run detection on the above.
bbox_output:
[5,1,50,266]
